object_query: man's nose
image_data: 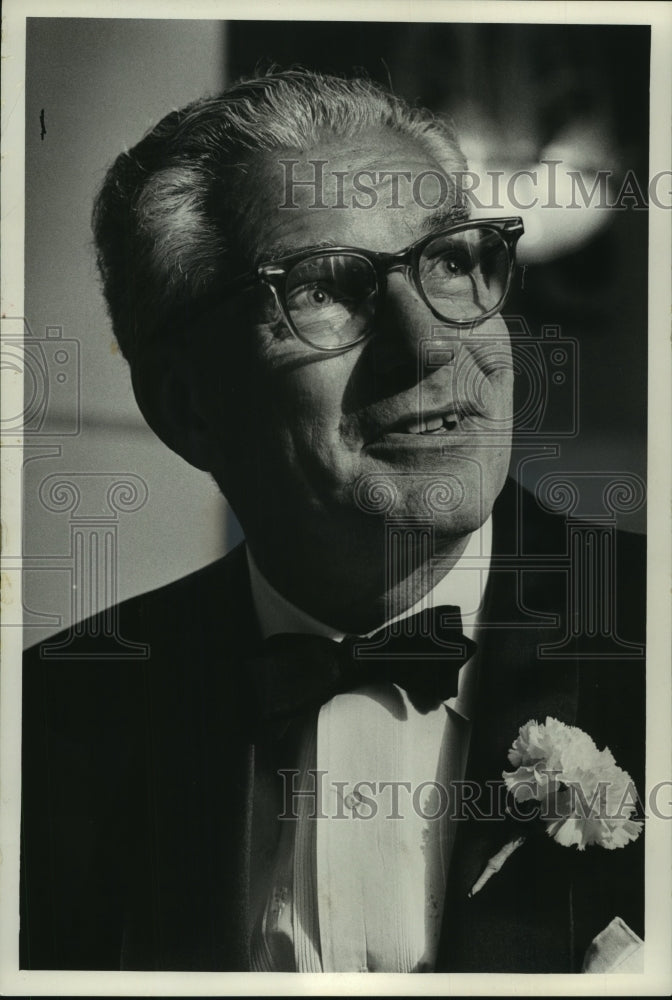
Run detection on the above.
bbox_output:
[370,269,441,370]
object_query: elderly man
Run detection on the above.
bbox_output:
[21,70,645,974]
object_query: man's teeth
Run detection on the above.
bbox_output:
[403,414,460,434]
[424,416,444,432]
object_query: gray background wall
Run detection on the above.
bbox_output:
[23,20,235,647]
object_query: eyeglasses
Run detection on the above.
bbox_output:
[221,217,524,352]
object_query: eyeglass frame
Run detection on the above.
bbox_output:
[220,216,525,353]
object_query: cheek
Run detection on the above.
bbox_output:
[268,373,364,503]
[483,333,514,416]
[492,367,515,415]
[278,358,357,442]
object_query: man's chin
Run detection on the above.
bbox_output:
[354,459,504,522]
[431,511,490,548]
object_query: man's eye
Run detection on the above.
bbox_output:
[426,249,473,278]
[288,283,336,310]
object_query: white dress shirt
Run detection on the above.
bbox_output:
[247,520,492,972]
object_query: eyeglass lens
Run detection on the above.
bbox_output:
[284,227,510,348]
[419,228,509,322]
[285,254,377,349]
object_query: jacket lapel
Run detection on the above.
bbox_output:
[122,546,260,971]
[436,479,581,971]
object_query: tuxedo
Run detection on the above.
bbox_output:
[20,478,645,972]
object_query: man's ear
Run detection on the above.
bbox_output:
[130,339,215,472]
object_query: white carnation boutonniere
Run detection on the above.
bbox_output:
[469,716,643,897]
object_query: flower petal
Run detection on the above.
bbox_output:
[504,717,643,850]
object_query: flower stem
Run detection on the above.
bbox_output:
[468,835,526,897]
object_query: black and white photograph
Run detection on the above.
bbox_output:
[1,1,671,994]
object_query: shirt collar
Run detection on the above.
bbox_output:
[247,517,492,643]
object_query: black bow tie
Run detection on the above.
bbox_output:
[251,605,477,726]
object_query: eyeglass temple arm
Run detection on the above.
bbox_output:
[221,261,291,298]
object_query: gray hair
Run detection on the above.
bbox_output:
[92,69,467,363]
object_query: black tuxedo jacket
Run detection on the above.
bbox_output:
[20,479,645,972]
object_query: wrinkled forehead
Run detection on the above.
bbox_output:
[233,127,466,260]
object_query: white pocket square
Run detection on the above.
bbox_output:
[582,916,644,973]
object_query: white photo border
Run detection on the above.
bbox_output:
[2,1,670,995]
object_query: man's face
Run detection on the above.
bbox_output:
[196,128,513,561]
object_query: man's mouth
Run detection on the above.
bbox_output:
[395,411,462,435]
[376,404,480,439]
